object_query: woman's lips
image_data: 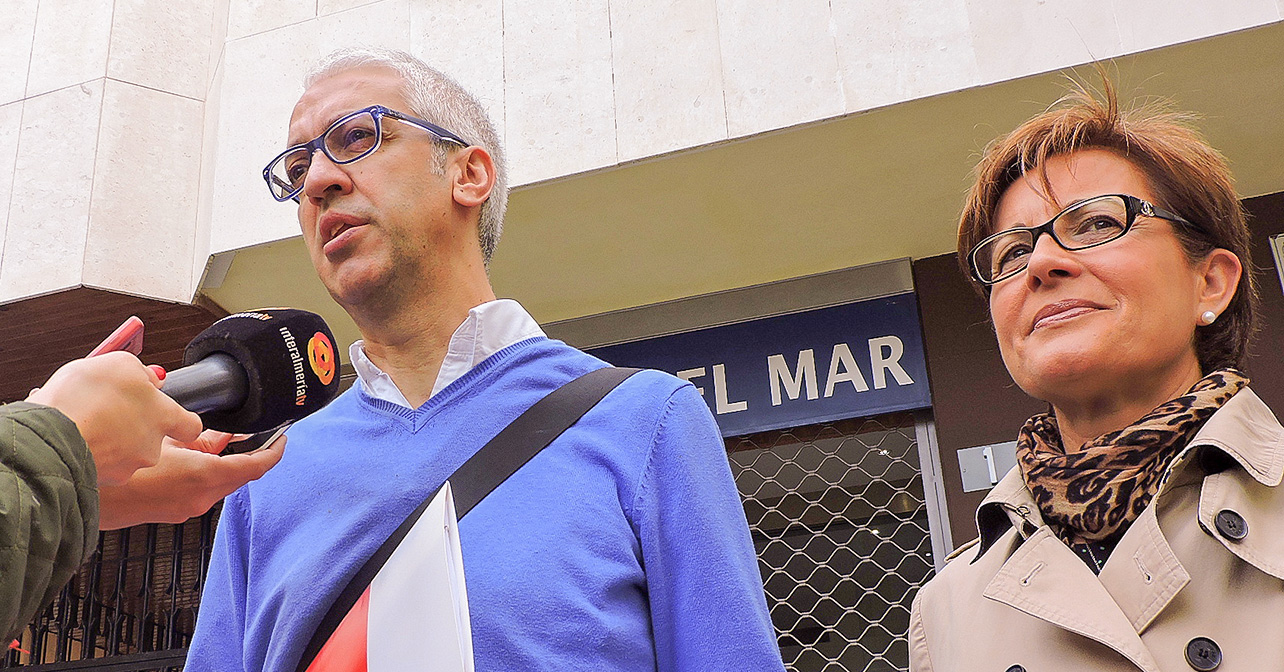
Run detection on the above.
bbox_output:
[1031,300,1103,331]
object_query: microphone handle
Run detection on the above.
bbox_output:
[161,353,250,414]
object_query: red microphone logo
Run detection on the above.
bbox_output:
[308,332,336,386]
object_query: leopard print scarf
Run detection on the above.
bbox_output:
[1016,369,1249,545]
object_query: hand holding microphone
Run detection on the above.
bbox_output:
[94,308,342,527]
[32,308,342,526]
[0,309,342,648]
[27,352,203,486]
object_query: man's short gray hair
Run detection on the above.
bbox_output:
[304,47,507,264]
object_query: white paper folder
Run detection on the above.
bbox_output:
[366,482,474,671]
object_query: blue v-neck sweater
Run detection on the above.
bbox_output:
[187,337,784,672]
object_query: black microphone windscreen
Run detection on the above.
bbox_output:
[184,308,341,433]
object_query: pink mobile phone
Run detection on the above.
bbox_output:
[88,316,145,357]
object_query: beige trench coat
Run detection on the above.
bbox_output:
[910,388,1284,671]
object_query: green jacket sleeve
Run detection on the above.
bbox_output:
[0,402,99,642]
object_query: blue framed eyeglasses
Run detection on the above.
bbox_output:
[263,105,470,202]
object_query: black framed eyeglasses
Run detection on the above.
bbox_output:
[968,194,1200,286]
[263,105,470,203]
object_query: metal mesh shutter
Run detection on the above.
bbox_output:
[727,412,935,671]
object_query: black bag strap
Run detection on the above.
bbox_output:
[296,366,640,671]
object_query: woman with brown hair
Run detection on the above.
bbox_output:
[909,81,1279,671]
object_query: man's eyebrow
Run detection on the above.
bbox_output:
[284,124,314,149]
[285,108,362,148]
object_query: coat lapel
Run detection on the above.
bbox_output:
[1190,388,1284,580]
[1097,504,1189,633]
[973,468,1038,559]
[984,528,1162,672]
[1197,468,1284,580]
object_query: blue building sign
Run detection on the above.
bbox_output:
[588,292,931,437]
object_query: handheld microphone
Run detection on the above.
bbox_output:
[161,309,342,434]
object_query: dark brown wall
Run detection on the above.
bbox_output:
[1242,193,1284,410]
[0,288,226,404]
[914,190,1284,546]
[912,254,1044,544]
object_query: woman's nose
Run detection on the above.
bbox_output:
[1023,231,1081,288]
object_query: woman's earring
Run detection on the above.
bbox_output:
[1200,310,1218,326]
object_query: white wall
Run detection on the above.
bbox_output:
[2,0,1282,304]
[205,0,1284,255]
[0,0,228,304]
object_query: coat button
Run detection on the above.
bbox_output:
[1185,637,1222,670]
[1215,509,1247,541]
[1005,666,1025,672]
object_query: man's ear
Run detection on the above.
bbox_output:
[451,146,496,208]
[1196,248,1242,317]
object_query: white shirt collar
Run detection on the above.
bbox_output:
[348,298,546,408]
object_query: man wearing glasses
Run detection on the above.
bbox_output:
[186,48,783,672]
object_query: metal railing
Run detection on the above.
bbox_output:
[2,507,219,670]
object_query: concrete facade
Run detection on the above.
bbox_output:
[0,0,226,303]
[1,1,1282,315]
